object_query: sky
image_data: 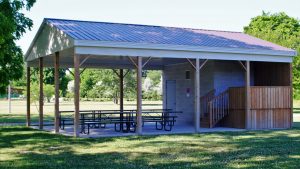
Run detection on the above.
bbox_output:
[17,0,300,53]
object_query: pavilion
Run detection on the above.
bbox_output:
[25,18,297,137]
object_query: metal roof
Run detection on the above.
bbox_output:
[45,18,294,52]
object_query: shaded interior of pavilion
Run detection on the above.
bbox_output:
[27,51,252,137]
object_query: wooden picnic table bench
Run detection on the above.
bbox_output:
[82,119,136,134]
[142,111,180,131]
[59,109,181,134]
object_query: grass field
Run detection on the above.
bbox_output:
[1,100,300,168]
[0,126,299,169]
[0,100,162,123]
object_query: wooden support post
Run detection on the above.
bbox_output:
[54,52,60,133]
[245,61,251,129]
[195,58,201,132]
[136,57,143,135]
[39,57,44,130]
[26,67,31,127]
[290,63,293,128]
[120,69,124,112]
[74,54,80,137]
[120,69,124,131]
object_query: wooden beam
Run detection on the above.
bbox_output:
[54,52,60,133]
[290,63,293,128]
[26,67,31,127]
[79,55,90,67]
[142,57,152,68]
[195,58,201,133]
[112,69,121,77]
[136,56,143,135]
[245,61,251,129]
[39,57,44,130]
[120,69,124,131]
[66,68,74,77]
[128,56,138,68]
[186,58,196,69]
[199,59,208,70]
[123,69,130,78]
[74,54,80,137]
[120,69,124,112]
[79,68,87,75]
[238,61,247,71]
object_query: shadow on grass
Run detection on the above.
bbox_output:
[0,127,300,169]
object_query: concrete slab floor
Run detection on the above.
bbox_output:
[32,123,245,138]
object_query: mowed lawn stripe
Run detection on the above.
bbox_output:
[0,126,300,169]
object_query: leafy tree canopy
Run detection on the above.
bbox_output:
[80,69,136,101]
[244,12,300,97]
[28,68,71,97]
[0,0,36,94]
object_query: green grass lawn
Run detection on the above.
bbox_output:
[0,126,300,169]
[1,100,300,168]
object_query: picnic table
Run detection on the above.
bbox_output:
[59,109,182,134]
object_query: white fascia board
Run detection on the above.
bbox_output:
[74,40,297,57]
[75,46,293,63]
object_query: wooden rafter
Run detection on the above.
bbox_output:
[79,68,87,75]
[128,56,152,69]
[128,56,138,68]
[112,69,121,77]
[123,69,130,77]
[238,61,247,71]
[66,68,86,76]
[186,58,196,69]
[200,59,208,70]
[66,68,74,77]
[187,58,208,70]
[79,55,90,67]
[142,57,152,68]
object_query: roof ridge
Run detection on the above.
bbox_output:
[44,18,243,34]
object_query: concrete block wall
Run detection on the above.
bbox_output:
[213,60,245,94]
[163,60,252,126]
[163,63,195,125]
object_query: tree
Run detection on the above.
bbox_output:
[244,12,300,98]
[79,69,137,101]
[27,68,71,97]
[0,0,36,94]
[80,69,100,98]
[43,84,54,103]
[43,68,70,96]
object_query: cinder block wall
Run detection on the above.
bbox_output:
[163,62,214,125]
[163,60,246,125]
[163,63,195,125]
[213,60,245,94]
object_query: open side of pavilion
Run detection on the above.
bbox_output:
[25,18,296,137]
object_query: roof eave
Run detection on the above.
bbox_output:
[74,40,296,57]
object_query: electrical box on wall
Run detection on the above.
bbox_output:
[186,88,190,98]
